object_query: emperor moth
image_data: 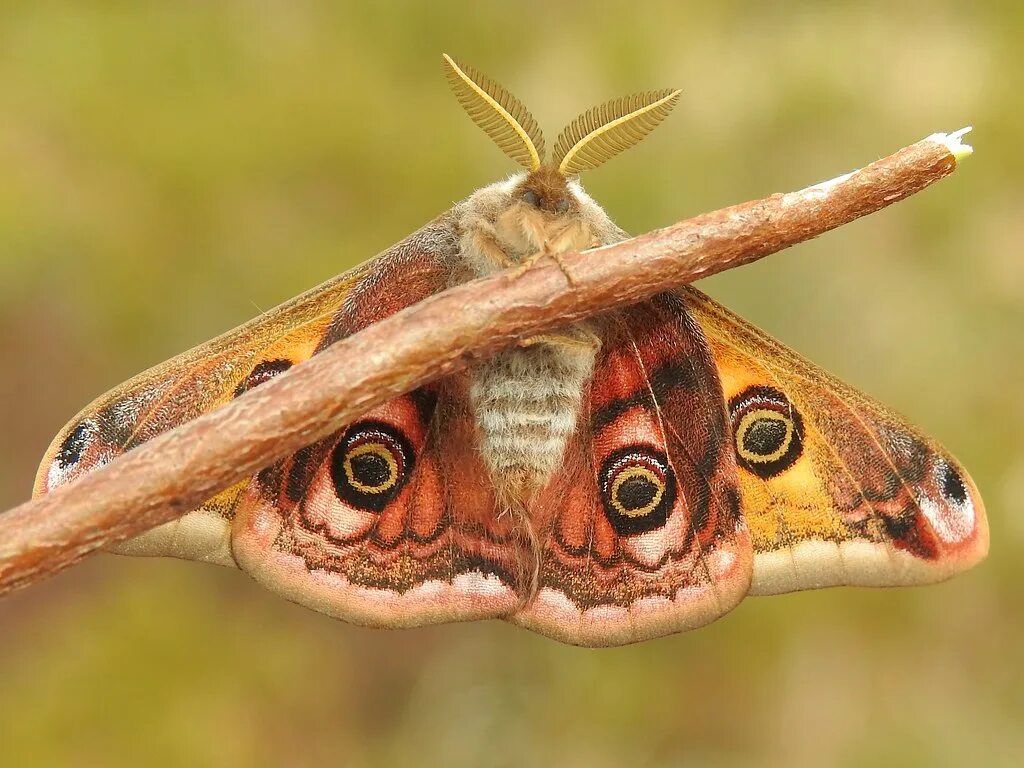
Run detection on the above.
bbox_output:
[35,55,987,647]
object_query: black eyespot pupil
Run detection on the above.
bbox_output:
[330,421,414,513]
[57,422,90,467]
[940,462,967,505]
[617,476,658,510]
[743,418,788,457]
[351,452,391,488]
[598,447,676,536]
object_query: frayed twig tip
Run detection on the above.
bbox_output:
[927,126,973,161]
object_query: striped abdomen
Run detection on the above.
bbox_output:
[470,340,596,505]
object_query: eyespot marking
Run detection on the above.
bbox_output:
[234,359,293,397]
[47,418,111,491]
[56,420,95,468]
[330,421,415,512]
[729,386,804,479]
[938,459,967,505]
[599,446,677,536]
[914,456,975,546]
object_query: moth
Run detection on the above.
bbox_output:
[34,55,988,647]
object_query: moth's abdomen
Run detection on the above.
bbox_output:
[470,341,595,504]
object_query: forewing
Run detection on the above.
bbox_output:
[34,213,460,565]
[513,293,753,646]
[682,286,988,595]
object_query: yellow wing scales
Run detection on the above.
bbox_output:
[682,286,988,595]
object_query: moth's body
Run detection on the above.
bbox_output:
[455,167,624,502]
[32,55,988,647]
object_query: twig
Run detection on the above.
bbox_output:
[0,129,973,595]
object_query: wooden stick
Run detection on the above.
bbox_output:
[0,129,973,595]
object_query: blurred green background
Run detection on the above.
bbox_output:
[1,2,1022,766]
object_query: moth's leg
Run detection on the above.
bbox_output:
[509,242,549,274]
[544,249,579,287]
[465,219,517,271]
[519,326,602,352]
[509,240,579,286]
[509,226,603,286]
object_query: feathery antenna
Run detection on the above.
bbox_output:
[442,54,545,170]
[553,89,681,175]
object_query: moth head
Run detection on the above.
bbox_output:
[511,165,578,217]
[442,53,681,181]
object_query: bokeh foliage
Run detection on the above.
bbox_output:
[1,2,1022,766]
